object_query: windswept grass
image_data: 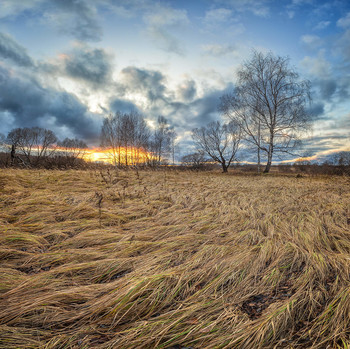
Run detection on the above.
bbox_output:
[0,169,350,348]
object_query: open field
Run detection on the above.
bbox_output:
[0,169,350,348]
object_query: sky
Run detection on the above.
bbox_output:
[0,0,349,161]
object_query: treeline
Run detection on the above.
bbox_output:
[180,150,350,176]
[100,112,176,167]
[0,127,88,169]
[0,112,177,169]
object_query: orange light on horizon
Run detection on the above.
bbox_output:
[82,147,153,165]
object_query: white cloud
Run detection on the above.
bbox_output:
[300,51,331,78]
[0,0,44,19]
[300,34,323,50]
[287,10,295,19]
[291,0,313,5]
[314,20,330,31]
[144,6,188,27]
[337,12,350,28]
[216,0,270,17]
[143,5,189,55]
[204,8,233,25]
[201,44,239,57]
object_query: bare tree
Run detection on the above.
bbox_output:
[7,127,57,165]
[221,51,311,173]
[181,151,207,170]
[100,112,123,166]
[153,116,171,164]
[168,128,177,165]
[57,138,88,165]
[192,121,241,173]
[100,111,150,166]
[0,133,6,151]
[123,111,150,165]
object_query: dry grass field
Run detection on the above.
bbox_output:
[0,169,350,348]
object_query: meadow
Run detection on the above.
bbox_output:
[0,168,350,348]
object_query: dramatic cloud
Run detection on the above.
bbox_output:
[301,133,350,160]
[0,66,100,141]
[119,66,167,103]
[0,32,34,67]
[188,86,232,127]
[63,45,114,86]
[109,98,140,114]
[176,80,197,102]
[306,102,325,119]
[0,0,348,158]
[318,79,337,100]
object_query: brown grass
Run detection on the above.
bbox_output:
[0,168,350,348]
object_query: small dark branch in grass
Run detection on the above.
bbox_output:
[95,191,104,227]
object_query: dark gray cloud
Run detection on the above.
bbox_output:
[319,79,337,100]
[307,102,325,120]
[120,66,167,102]
[117,65,233,132]
[0,66,100,142]
[300,133,349,158]
[110,98,140,114]
[177,80,197,101]
[0,32,34,67]
[64,45,113,86]
[189,85,233,127]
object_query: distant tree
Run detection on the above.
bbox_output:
[221,51,312,173]
[153,116,171,164]
[331,151,350,166]
[100,112,122,166]
[57,138,88,165]
[100,111,150,166]
[7,127,57,165]
[168,128,178,165]
[330,151,350,175]
[192,121,241,173]
[0,133,6,148]
[121,112,150,166]
[181,151,207,170]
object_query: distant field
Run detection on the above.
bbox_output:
[0,169,350,348]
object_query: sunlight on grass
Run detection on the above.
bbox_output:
[0,169,350,348]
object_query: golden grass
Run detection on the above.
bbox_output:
[0,168,350,348]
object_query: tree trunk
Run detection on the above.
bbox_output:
[11,145,16,165]
[263,133,274,173]
[222,162,228,173]
[257,120,261,174]
[263,159,271,173]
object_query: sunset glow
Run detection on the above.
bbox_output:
[83,147,153,165]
